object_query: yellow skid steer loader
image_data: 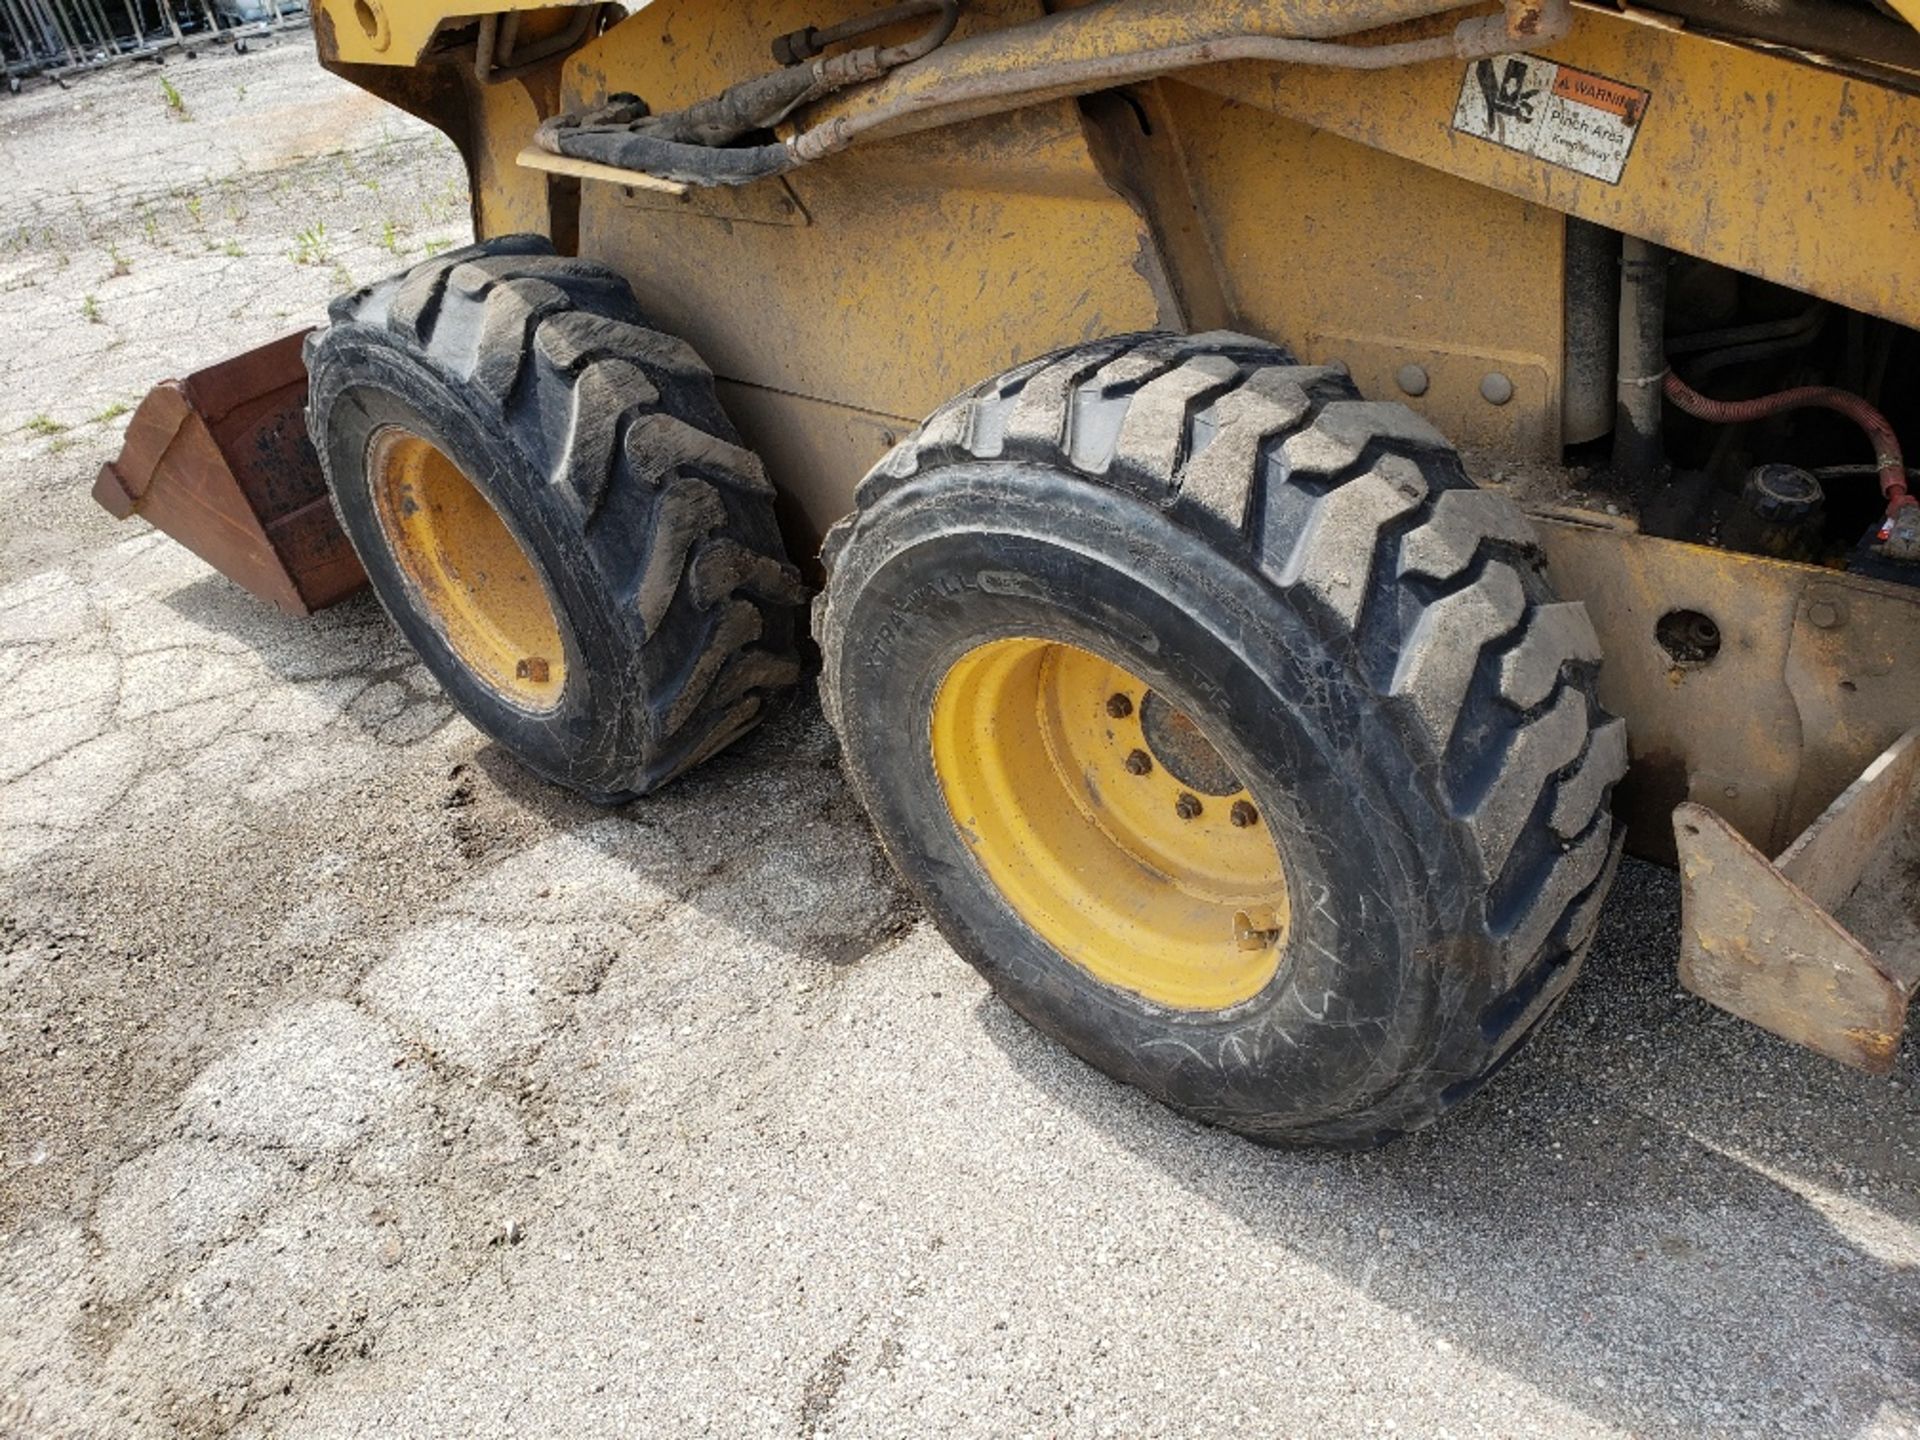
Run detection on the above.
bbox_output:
[96,0,1920,1145]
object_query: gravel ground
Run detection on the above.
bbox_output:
[2,37,1918,1440]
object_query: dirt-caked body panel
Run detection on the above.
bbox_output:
[102,0,1920,1083]
[330,0,1920,852]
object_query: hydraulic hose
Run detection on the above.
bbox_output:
[788,0,1572,163]
[543,0,1571,183]
[774,0,960,67]
[1662,371,1911,518]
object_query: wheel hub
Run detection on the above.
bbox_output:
[930,636,1290,1011]
[1139,689,1243,796]
[368,427,566,712]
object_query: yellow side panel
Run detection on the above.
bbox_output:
[565,0,1164,426]
[317,0,595,66]
[1163,82,1566,456]
[472,79,553,238]
[1190,5,1920,330]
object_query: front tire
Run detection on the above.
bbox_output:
[815,332,1627,1145]
[307,236,805,801]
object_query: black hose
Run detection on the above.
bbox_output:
[553,128,795,186]
[631,64,820,147]
[1811,464,1920,484]
[1666,303,1825,358]
[1687,322,1830,382]
[542,1,961,182]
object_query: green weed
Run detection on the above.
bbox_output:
[290,223,330,266]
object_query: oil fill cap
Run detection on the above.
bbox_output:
[1743,463,1824,523]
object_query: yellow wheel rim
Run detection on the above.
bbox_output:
[369,428,566,712]
[931,637,1290,1011]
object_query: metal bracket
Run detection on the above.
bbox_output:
[1676,729,1920,1072]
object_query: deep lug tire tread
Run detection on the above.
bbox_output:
[310,235,803,800]
[818,331,1626,1144]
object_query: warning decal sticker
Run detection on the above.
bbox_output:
[1452,54,1649,184]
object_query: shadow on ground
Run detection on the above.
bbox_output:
[140,565,1920,1438]
[980,856,1920,1437]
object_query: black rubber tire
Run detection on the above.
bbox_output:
[815,332,1628,1146]
[307,235,805,802]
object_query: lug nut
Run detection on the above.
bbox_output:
[1124,749,1152,776]
[1234,907,1283,952]
[1105,692,1134,719]
[1230,800,1259,829]
[1175,792,1202,820]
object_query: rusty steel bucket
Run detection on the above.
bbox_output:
[92,331,366,616]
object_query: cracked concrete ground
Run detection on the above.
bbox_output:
[2,36,1919,1440]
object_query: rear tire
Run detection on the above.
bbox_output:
[307,235,805,801]
[816,332,1627,1145]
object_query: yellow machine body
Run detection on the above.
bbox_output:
[119,0,1920,1065]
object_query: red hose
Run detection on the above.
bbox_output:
[1662,371,1910,517]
